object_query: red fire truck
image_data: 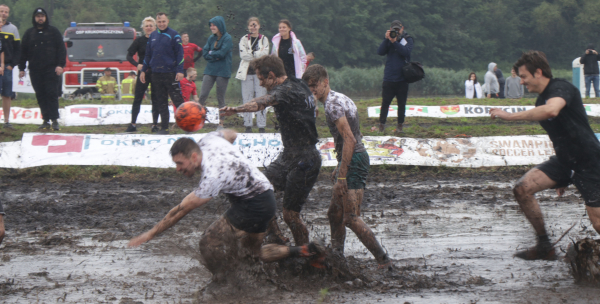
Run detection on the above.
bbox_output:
[62,22,137,99]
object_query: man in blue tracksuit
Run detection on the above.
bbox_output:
[377,20,414,134]
[140,12,185,134]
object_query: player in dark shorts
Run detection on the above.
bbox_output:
[0,200,5,245]
[221,55,322,248]
[129,130,279,279]
[490,51,600,260]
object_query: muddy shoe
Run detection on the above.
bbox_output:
[38,120,51,130]
[378,123,385,132]
[3,122,15,130]
[258,128,265,133]
[125,124,137,133]
[51,121,60,131]
[245,127,252,133]
[515,242,557,261]
[151,125,159,133]
[394,124,404,134]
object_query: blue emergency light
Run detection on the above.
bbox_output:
[70,22,76,27]
[124,22,130,27]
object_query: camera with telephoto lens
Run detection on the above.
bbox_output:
[389,29,400,39]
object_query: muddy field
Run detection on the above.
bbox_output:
[1,169,599,303]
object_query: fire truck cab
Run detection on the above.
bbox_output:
[63,22,137,99]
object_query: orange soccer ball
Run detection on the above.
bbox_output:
[175,102,206,132]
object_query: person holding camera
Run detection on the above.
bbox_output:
[580,44,600,98]
[377,20,413,134]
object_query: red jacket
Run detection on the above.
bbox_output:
[182,42,202,69]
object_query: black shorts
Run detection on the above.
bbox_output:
[536,156,600,207]
[263,147,322,213]
[225,190,276,233]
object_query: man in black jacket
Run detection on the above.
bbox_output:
[18,7,66,131]
[580,44,600,98]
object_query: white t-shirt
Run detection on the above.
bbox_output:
[194,132,273,200]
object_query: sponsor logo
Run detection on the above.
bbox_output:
[440,105,459,115]
[374,106,398,114]
[32,135,90,153]
[406,106,428,113]
[70,107,100,118]
[586,105,591,112]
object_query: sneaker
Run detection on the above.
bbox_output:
[151,125,159,133]
[3,123,15,130]
[125,124,137,133]
[156,129,169,135]
[51,121,60,131]
[245,127,252,133]
[378,123,385,132]
[258,128,265,133]
[515,242,557,261]
[394,124,404,134]
[38,121,51,130]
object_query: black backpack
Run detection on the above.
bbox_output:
[402,60,425,83]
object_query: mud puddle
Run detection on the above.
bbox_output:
[1,176,599,303]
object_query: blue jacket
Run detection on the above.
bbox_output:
[202,16,232,78]
[377,33,414,82]
[142,27,184,74]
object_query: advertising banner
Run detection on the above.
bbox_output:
[367,104,600,118]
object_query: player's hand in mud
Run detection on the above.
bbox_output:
[489,108,511,120]
[556,186,567,197]
[219,106,237,117]
[333,178,348,198]
[128,231,153,247]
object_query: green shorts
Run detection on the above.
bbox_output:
[337,151,370,189]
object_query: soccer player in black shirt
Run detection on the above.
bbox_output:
[220,55,321,249]
[490,51,600,260]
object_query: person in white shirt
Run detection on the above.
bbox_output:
[465,72,483,99]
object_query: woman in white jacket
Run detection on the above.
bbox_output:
[465,72,483,99]
[236,17,270,133]
[271,19,306,79]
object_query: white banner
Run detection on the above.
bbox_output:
[0,105,219,125]
[0,141,21,168]
[12,67,35,94]
[367,104,600,118]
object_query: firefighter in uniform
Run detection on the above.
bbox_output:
[96,67,117,100]
[121,71,136,102]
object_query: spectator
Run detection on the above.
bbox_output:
[484,62,499,98]
[505,68,524,99]
[18,7,66,131]
[305,52,314,69]
[495,67,506,98]
[465,72,483,99]
[199,16,232,130]
[125,17,158,133]
[236,17,269,133]
[96,68,117,100]
[0,5,19,130]
[181,32,202,77]
[377,20,414,134]
[271,19,306,79]
[121,71,136,102]
[140,12,185,135]
[580,44,600,98]
[180,67,199,103]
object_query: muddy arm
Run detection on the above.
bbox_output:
[128,192,209,247]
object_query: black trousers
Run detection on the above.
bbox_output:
[151,72,185,129]
[380,81,409,125]
[131,69,159,125]
[30,69,60,121]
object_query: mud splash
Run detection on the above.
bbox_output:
[1,173,599,303]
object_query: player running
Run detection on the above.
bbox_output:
[220,55,321,248]
[490,51,600,260]
[128,130,277,279]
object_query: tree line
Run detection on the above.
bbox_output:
[4,0,600,71]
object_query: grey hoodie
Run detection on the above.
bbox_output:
[484,62,499,95]
[505,75,524,99]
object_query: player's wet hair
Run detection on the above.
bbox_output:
[302,64,328,84]
[513,50,553,79]
[251,55,286,79]
[170,138,201,158]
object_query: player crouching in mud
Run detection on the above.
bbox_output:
[489,51,600,260]
[128,130,324,281]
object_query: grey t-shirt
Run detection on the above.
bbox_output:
[194,132,273,200]
[324,90,366,162]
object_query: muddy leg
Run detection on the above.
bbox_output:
[199,217,237,277]
[237,230,266,259]
[0,215,4,246]
[328,193,346,252]
[344,189,388,264]
[513,169,557,237]
[283,208,309,246]
[586,206,600,234]
[264,217,288,244]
